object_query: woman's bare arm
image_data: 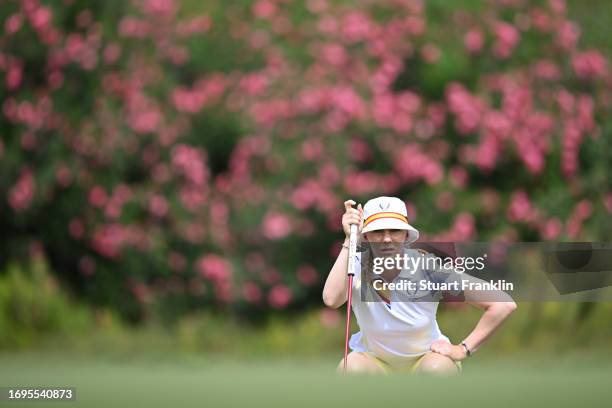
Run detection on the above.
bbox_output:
[431,274,517,360]
[322,200,363,309]
[322,237,351,308]
[461,294,517,354]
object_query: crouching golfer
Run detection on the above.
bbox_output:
[323,196,517,374]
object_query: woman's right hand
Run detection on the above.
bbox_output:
[342,199,364,238]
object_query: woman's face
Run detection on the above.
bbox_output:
[364,229,408,257]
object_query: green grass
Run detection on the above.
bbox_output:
[1,352,611,408]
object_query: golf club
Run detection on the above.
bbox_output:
[343,221,358,374]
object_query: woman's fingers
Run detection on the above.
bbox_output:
[430,340,452,356]
[344,216,361,225]
[344,199,356,211]
[343,200,362,231]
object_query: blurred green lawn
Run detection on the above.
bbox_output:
[1,351,612,408]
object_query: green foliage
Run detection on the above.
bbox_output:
[0,259,93,349]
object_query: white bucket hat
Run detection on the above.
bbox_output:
[361,196,419,243]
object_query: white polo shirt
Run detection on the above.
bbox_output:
[348,248,461,366]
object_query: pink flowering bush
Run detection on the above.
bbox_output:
[1,0,611,320]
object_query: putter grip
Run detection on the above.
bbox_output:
[347,224,357,276]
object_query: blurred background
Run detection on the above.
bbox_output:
[1,0,612,405]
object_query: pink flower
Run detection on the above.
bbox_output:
[262,211,292,240]
[8,168,35,212]
[306,0,328,14]
[238,73,269,96]
[242,282,262,304]
[572,50,607,79]
[171,144,208,186]
[577,96,595,131]
[88,186,108,208]
[405,15,425,36]
[541,218,562,240]
[261,267,281,285]
[252,0,277,19]
[566,218,582,239]
[143,0,176,17]
[179,186,207,212]
[574,200,593,220]
[320,43,347,66]
[372,93,396,126]
[55,165,72,188]
[394,145,443,185]
[5,59,23,90]
[603,193,612,213]
[176,15,211,37]
[183,223,205,244]
[343,171,379,195]
[103,43,121,64]
[118,17,150,38]
[297,264,318,285]
[332,86,366,119]
[561,123,582,177]
[493,22,520,59]
[534,60,560,80]
[452,212,475,240]
[172,87,207,113]
[21,131,36,150]
[268,284,292,308]
[130,282,152,304]
[464,29,484,54]
[5,14,23,34]
[421,44,440,63]
[149,194,169,217]
[30,6,52,31]
[446,83,484,134]
[198,254,232,282]
[341,12,372,43]
[128,109,160,133]
[507,190,535,222]
[249,99,292,125]
[531,8,551,32]
[449,166,468,189]
[92,224,128,258]
[549,0,566,14]
[290,179,325,210]
[556,21,580,49]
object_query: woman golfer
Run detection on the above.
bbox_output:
[323,196,517,374]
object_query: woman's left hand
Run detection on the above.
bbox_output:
[429,339,468,361]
